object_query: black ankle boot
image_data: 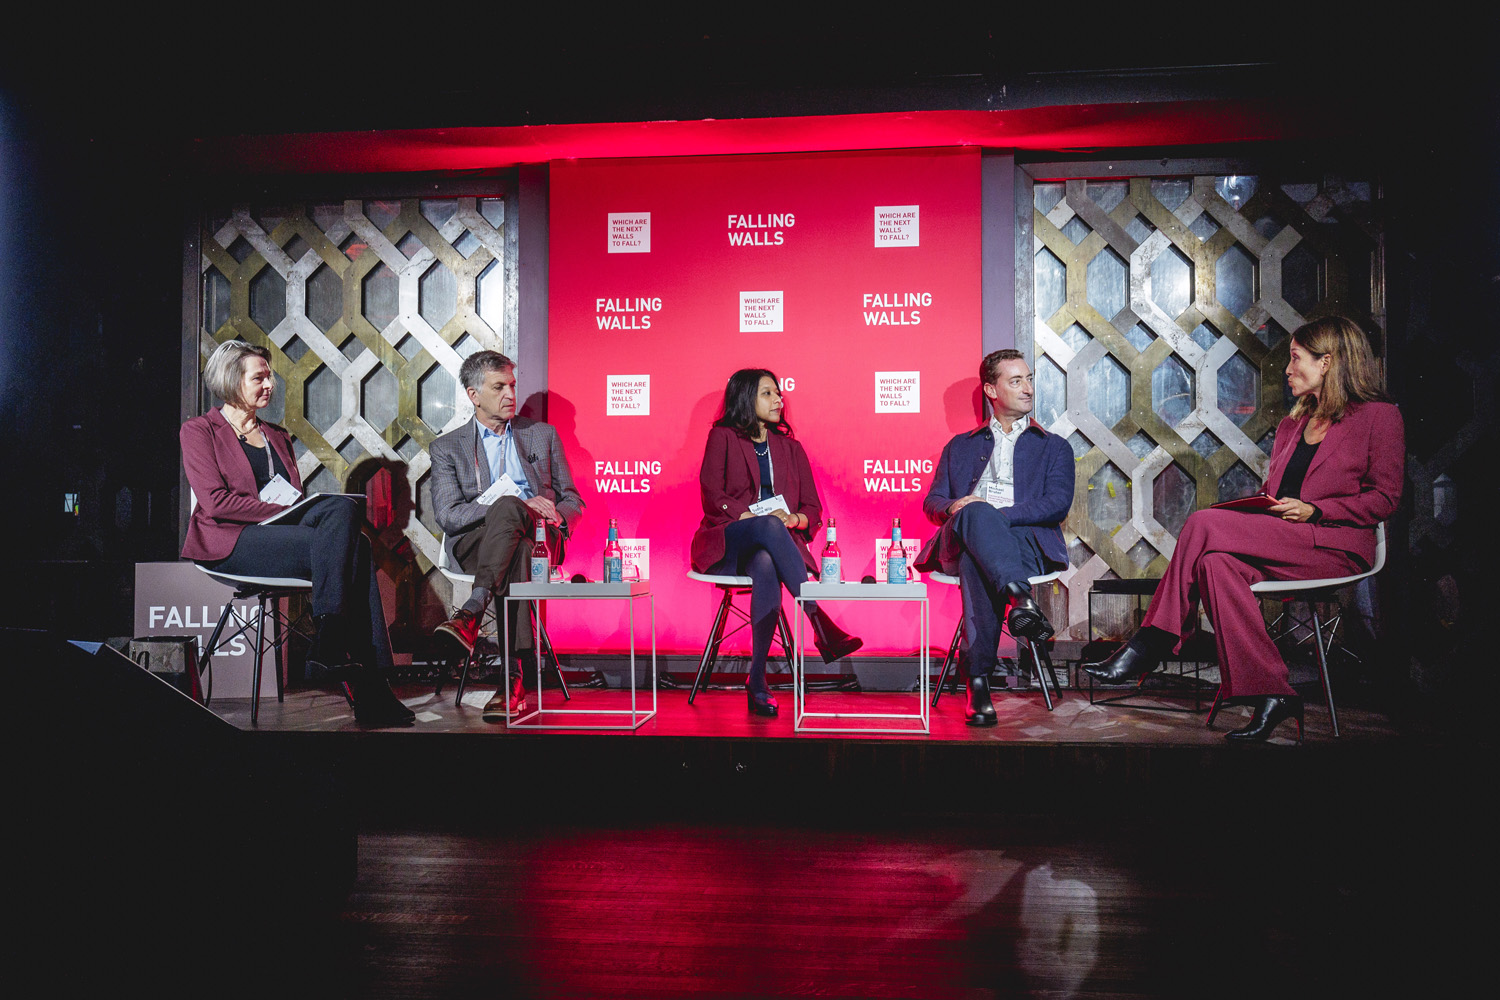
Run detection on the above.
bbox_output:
[348,670,415,727]
[965,674,997,727]
[1081,633,1163,684]
[808,606,864,663]
[1225,695,1303,743]
[1004,583,1054,642]
[746,665,778,717]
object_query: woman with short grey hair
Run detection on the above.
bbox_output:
[179,340,413,726]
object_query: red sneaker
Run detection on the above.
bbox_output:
[435,609,481,654]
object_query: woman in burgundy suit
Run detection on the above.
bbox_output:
[181,341,412,726]
[1083,316,1403,741]
[691,369,862,717]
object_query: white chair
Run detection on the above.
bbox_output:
[927,569,1067,712]
[436,533,570,708]
[684,571,796,704]
[194,565,313,725]
[1213,522,1388,738]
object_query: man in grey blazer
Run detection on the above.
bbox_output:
[430,351,583,717]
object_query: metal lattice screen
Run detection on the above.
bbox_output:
[1020,168,1383,639]
[194,195,518,631]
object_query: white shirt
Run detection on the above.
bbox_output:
[972,416,1028,508]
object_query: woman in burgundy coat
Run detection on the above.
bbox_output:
[1083,316,1404,741]
[691,369,862,716]
[181,340,412,726]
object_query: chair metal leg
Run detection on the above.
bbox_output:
[535,615,571,701]
[251,594,269,726]
[689,589,734,704]
[1310,606,1340,737]
[1020,637,1056,712]
[773,608,796,683]
[272,597,285,705]
[932,619,964,708]
[1206,686,1225,727]
[200,602,235,708]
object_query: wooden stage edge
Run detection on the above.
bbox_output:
[207,681,1467,826]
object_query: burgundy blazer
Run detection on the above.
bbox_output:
[690,425,823,575]
[1262,400,1404,568]
[180,408,303,562]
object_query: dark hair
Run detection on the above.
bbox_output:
[980,348,1025,384]
[713,368,792,438]
[1288,316,1389,422]
[458,350,515,392]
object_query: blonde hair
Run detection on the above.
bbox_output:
[204,340,271,409]
[1288,316,1388,422]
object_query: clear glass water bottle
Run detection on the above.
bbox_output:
[529,518,550,583]
[887,516,908,585]
[603,518,624,583]
[820,517,842,583]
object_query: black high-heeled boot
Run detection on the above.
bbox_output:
[807,605,863,663]
[1225,695,1303,742]
[347,669,415,727]
[1081,627,1173,684]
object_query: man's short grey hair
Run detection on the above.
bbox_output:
[458,350,516,392]
[203,340,271,408]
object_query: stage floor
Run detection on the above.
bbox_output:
[210,676,1402,746]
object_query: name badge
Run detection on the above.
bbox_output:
[749,494,792,517]
[477,473,522,505]
[259,474,303,506]
[985,483,1014,509]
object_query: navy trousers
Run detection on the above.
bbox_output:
[935,502,1046,674]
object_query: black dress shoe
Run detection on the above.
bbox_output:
[1081,642,1160,684]
[1004,585,1054,642]
[1225,695,1303,743]
[965,675,997,727]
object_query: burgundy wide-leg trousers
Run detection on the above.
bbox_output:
[1141,509,1364,698]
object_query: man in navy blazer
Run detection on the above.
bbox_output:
[915,349,1074,726]
[429,350,583,718]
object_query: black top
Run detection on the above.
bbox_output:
[239,438,291,493]
[1278,436,1319,502]
[754,441,774,500]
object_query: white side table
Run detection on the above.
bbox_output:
[503,580,656,730]
[793,582,929,734]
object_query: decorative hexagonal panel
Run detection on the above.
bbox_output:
[1034,248,1066,321]
[248,266,285,333]
[418,260,458,330]
[1216,243,1256,319]
[419,364,457,432]
[1152,355,1194,428]
[362,364,398,432]
[1035,355,1067,428]
[1086,353,1129,429]
[1086,247,1128,321]
[306,263,342,333]
[304,364,341,430]
[362,264,398,331]
[1149,244,1193,320]
[1087,462,1130,534]
[1281,242,1323,315]
[1153,462,1195,536]
[1216,353,1259,428]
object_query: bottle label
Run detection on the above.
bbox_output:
[604,555,623,583]
[888,555,908,585]
[820,556,841,583]
[530,556,550,583]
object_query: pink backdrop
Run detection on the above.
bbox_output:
[546,148,983,654]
